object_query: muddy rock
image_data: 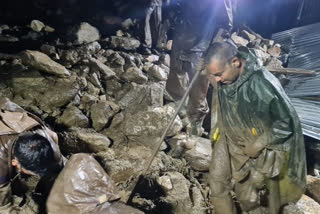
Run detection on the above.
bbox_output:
[122,66,148,84]
[148,64,168,81]
[110,36,140,50]
[184,136,212,172]
[283,195,320,214]
[68,22,100,45]
[231,33,249,47]
[306,175,320,203]
[162,172,194,214]
[30,20,45,32]
[90,100,120,131]
[59,41,101,66]
[20,50,70,77]
[89,57,116,80]
[60,128,111,154]
[56,106,89,128]
[122,104,183,147]
[115,82,164,113]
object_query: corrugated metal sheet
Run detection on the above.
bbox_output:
[291,98,320,140]
[272,23,320,140]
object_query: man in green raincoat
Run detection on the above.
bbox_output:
[205,42,306,214]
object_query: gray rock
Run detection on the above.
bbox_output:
[116,82,164,113]
[160,54,170,67]
[231,33,249,47]
[283,195,320,214]
[90,101,120,131]
[44,25,55,32]
[123,104,183,147]
[89,58,116,80]
[122,66,148,84]
[56,106,89,128]
[184,136,212,171]
[105,78,122,95]
[0,35,19,42]
[20,50,70,77]
[148,64,168,81]
[110,36,140,50]
[30,20,45,32]
[59,41,101,66]
[40,44,57,56]
[163,172,194,214]
[121,18,134,30]
[68,22,100,44]
[252,49,270,65]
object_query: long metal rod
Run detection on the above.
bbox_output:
[143,69,203,174]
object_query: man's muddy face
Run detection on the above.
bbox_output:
[206,59,240,85]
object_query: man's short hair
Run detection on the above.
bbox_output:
[13,133,56,176]
[204,42,238,66]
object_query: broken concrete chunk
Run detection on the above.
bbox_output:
[68,22,100,44]
[110,36,140,50]
[56,106,89,128]
[30,20,45,32]
[20,50,70,77]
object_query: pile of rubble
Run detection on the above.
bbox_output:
[0,20,210,214]
[0,19,320,214]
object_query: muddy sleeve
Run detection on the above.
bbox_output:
[252,77,294,149]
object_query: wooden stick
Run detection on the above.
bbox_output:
[266,67,316,76]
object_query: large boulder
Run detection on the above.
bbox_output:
[20,50,70,77]
[115,82,165,113]
[110,36,140,50]
[67,22,100,44]
[122,104,183,147]
[56,106,89,128]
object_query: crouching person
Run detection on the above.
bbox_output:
[46,153,144,214]
[0,97,64,213]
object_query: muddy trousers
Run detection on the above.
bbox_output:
[144,4,162,48]
[166,52,209,125]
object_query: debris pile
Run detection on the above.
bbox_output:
[0,19,319,214]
